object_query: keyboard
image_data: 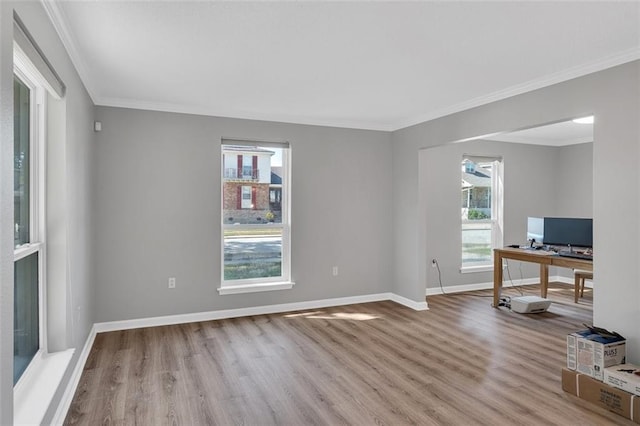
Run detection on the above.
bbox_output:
[558,251,593,260]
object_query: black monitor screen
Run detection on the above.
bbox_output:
[543,217,593,248]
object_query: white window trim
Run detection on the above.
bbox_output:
[13,65,48,359]
[460,157,503,272]
[13,41,74,426]
[14,349,74,426]
[219,140,293,294]
[217,281,295,295]
[460,265,494,274]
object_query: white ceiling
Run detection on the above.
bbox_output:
[490,118,594,146]
[44,1,640,131]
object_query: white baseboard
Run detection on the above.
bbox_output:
[93,292,427,333]
[50,325,97,425]
[426,275,575,296]
[555,275,593,288]
[96,292,390,332]
[390,293,429,310]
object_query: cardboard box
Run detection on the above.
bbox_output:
[575,333,625,381]
[562,367,579,395]
[604,364,640,396]
[562,368,640,424]
[578,373,633,419]
[567,330,592,370]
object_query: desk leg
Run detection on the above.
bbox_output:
[540,264,549,298]
[493,252,503,307]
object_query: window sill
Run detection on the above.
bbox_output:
[218,281,295,295]
[14,349,74,425]
[460,265,494,274]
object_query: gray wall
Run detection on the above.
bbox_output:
[0,2,14,423]
[552,142,594,280]
[421,140,593,289]
[93,106,393,322]
[0,2,96,423]
[555,142,593,217]
[392,61,640,361]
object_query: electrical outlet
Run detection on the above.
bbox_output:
[168,277,176,289]
[332,266,338,276]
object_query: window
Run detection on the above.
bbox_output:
[241,185,253,209]
[220,141,292,294]
[12,16,77,425]
[461,155,503,271]
[13,69,46,386]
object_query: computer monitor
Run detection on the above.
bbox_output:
[527,217,544,245]
[542,217,593,248]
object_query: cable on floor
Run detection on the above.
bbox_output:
[433,259,493,298]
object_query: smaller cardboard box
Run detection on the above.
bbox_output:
[576,333,625,381]
[634,396,640,424]
[567,330,592,370]
[604,364,640,396]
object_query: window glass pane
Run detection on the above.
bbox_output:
[462,223,492,265]
[461,157,501,267]
[224,227,282,280]
[222,146,282,225]
[222,143,288,284]
[14,77,30,247]
[14,252,39,385]
[461,160,492,220]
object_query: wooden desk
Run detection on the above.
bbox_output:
[493,247,593,307]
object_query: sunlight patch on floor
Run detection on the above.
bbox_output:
[284,311,380,321]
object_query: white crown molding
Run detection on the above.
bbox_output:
[40,0,98,103]
[394,47,640,132]
[93,46,640,132]
[95,97,395,132]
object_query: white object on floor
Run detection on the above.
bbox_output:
[510,296,552,314]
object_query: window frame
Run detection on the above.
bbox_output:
[460,155,503,273]
[13,60,48,389]
[218,139,293,295]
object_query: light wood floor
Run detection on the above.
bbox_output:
[64,283,632,425]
